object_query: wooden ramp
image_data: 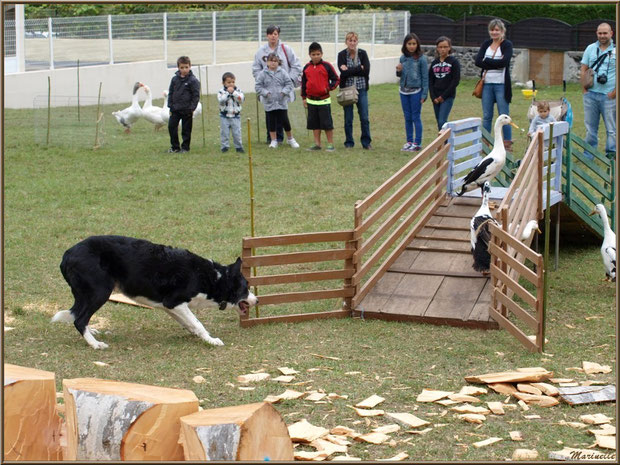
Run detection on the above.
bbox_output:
[353,195,499,330]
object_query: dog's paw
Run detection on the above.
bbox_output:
[92,341,109,350]
[206,337,224,346]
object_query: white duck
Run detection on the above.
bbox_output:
[193,101,202,119]
[520,219,541,243]
[590,204,616,282]
[140,83,166,130]
[112,82,143,133]
[470,182,499,275]
[457,114,519,197]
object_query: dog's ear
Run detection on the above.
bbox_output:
[231,257,242,272]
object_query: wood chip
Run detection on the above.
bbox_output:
[459,386,488,396]
[349,406,384,417]
[459,414,486,424]
[472,437,502,448]
[384,412,430,428]
[327,393,348,400]
[530,382,559,396]
[435,399,459,406]
[293,450,329,461]
[512,392,559,407]
[559,382,580,387]
[549,378,574,383]
[372,424,400,434]
[355,394,385,409]
[192,375,206,384]
[450,404,490,415]
[549,447,615,461]
[377,452,409,461]
[579,413,613,425]
[595,435,616,450]
[330,455,361,461]
[517,383,543,395]
[264,395,282,403]
[344,371,362,375]
[330,426,359,438]
[509,431,524,441]
[488,383,518,395]
[589,424,616,436]
[310,438,348,455]
[517,400,529,411]
[416,389,453,402]
[465,369,552,384]
[306,392,327,402]
[583,361,612,374]
[354,432,390,444]
[238,386,255,391]
[237,372,270,383]
[278,389,306,400]
[558,420,588,429]
[487,402,505,415]
[310,353,341,360]
[92,361,109,367]
[512,448,538,460]
[323,434,352,446]
[288,419,329,443]
[448,393,480,403]
[278,367,299,375]
[272,375,295,383]
[406,427,432,435]
[523,414,541,419]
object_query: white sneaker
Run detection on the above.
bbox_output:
[287,138,300,149]
[401,142,413,152]
[269,140,278,149]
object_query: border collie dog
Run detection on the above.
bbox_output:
[52,235,257,349]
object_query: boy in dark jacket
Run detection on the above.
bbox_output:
[167,56,201,153]
[301,42,340,151]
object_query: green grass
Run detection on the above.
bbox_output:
[3,79,616,461]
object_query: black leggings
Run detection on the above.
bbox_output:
[266,109,291,133]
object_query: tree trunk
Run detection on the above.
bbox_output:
[179,402,294,461]
[62,378,198,460]
[3,364,63,461]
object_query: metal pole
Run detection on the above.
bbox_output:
[247,117,259,318]
[301,8,305,57]
[47,76,51,146]
[258,9,262,48]
[198,66,205,148]
[94,82,103,149]
[77,59,80,121]
[405,11,410,35]
[48,17,54,70]
[212,11,217,65]
[371,13,376,59]
[15,4,25,72]
[163,12,168,65]
[334,15,339,60]
[542,122,554,353]
[108,15,113,64]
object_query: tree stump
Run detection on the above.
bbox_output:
[4,364,63,461]
[179,402,294,460]
[62,378,198,460]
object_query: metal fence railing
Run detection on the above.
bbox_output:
[6,9,408,72]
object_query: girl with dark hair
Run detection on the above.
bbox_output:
[429,36,461,130]
[396,33,428,151]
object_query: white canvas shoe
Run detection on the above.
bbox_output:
[287,138,300,149]
[269,140,278,149]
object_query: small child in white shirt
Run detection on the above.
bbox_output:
[217,72,245,153]
[528,101,556,137]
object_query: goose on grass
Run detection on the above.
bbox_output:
[470,182,499,275]
[590,204,616,282]
[112,82,143,133]
[457,114,519,197]
[140,83,167,130]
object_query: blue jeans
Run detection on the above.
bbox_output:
[433,97,455,130]
[343,89,371,148]
[400,92,423,144]
[220,116,243,149]
[482,83,511,141]
[583,90,616,159]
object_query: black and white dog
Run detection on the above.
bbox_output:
[52,235,257,349]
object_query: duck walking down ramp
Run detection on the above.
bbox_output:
[353,195,499,330]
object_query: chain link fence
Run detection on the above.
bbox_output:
[6,8,407,71]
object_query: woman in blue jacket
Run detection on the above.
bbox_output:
[396,33,428,152]
[475,19,514,151]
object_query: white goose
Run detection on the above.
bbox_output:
[470,182,499,275]
[457,114,519,196]
[161,90,170,124]
[140,83,166,130]
[590,204,616,282]
[112,82,143,133]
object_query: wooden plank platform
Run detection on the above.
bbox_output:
[354,196,499,330]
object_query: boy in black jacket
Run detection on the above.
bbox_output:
[167,56,201,153]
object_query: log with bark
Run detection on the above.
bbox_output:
[4,364,63,461]
[179,402,293,460]
[62,378,198,460]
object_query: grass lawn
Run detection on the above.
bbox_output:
[3,78,616,461]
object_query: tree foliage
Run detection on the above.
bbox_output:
[24,3,615,24]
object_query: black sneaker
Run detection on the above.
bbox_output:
[221,147,229,153]
[236,148,245,153]
[180,149,189,153]
[167,148,180,153]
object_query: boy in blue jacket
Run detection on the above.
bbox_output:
[167,56,201,153]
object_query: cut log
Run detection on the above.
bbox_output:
[179,402,293,461]
[63,378,198,460]
[465,369,552,384]
[4,364,63,461]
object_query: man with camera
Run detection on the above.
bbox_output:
[580,22,616,160]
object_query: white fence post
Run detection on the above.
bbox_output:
[163,12,167,65]
[108,15,113,64]
[212,11,217,65]
[48,17,54,70]
[334,14,338,59]
[405,11,410,35]
[258,9,262,47]
[15,4,25,72]
[371,13,376,59]
[300,8,305,58]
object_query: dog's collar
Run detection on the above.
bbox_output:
[219,302,227,310]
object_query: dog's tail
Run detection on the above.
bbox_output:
[51,310,75,324]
